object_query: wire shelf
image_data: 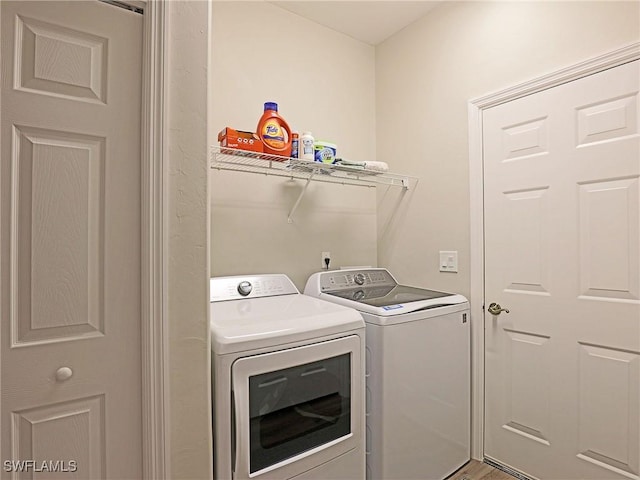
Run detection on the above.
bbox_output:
[210,146,416,189]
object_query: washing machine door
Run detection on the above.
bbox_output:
[231,335,363,479]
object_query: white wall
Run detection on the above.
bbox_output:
[210,1,377,289]
[376,1,640,298]
[167,2,212,478]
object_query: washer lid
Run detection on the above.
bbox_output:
[210,293,364,355]
[324,284,452,306]
[304,268,468,316]
[316,290,468,316]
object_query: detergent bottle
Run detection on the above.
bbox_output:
[257,102,292,158]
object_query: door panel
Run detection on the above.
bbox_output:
[12,126,105,345]
[483,60,640,479]
[12,395,105,479]
[578,177,639,301]
[577,344,639,475]
[503,187,550,295]
[501,329,551,446]
[15,14,108,103]
[1,2,143,478]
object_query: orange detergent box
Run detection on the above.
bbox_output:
[218,127,263,153]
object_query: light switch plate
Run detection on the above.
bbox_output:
[439,251,458,273]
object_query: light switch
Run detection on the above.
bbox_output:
[439,251,458,273]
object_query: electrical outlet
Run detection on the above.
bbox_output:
[321,251,331,269]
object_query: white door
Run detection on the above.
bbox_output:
[483,60,640,480]
[0,2,143,478]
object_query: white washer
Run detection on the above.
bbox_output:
[304,268,470,480]
[210,274,366,480]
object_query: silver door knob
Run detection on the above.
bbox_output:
[56,367,73,382]
[488,303,510,315]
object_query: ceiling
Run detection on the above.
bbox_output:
[268,1,442,46]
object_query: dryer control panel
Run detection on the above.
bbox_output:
[210,274,299,302]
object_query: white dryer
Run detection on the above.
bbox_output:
[305,268,470,480]
[210,274,365,480]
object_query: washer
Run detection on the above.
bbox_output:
[304,268,470,480]
[210,274,366,480]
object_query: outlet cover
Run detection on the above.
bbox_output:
[439,251,458,273]
[321,251,331,269]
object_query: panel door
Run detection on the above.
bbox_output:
[483,60,639,479]
[0,2,143,478]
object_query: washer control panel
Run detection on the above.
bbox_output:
[210,274,299,302]
[319,268,397,291]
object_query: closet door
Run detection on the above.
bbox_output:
[0,2,143,477]
[483,60,639,479]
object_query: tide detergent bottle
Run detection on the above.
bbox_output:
[257,102,292,158]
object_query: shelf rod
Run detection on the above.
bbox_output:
[288,174,314,223]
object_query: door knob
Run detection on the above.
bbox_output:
[488,303,510,315]
[56,367,73,382]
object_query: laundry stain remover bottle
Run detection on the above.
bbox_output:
[257,102,292,158]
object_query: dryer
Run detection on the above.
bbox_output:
[305,268,470,480]
[210,274,365,480]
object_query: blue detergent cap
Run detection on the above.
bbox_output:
[264,102,278,111]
